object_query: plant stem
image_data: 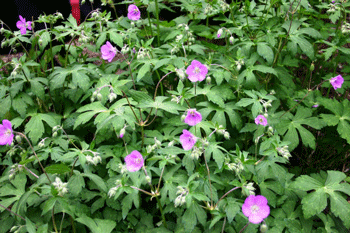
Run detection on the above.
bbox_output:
[154,0,160,47]
[155,195,167,228]
[215,187,240,209]
[0,203,26,221]
[16,132,51,183]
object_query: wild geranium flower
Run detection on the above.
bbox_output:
[255,115,268,126]
[101,41,117,62]
[330,75,344,90]
[125,150,144,172]
[128,4,141,21]
[184,109,202,126]
[186,60,208,82]
[180,130,197,150]
[16,15,32,35]
[0,119,14,146]
[242,195,270,224]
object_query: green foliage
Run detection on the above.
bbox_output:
[0,0,349,232]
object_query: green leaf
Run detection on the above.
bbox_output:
[83,173,107,192]
[257,43,274,64]
[292,170,350,227]
[109,31,123,48]
[25,113,58,144]
[137,62,151,82]
[26,217,36,233]
[68,173,85,196]
[76,215,116,233]
[45,164,71,174]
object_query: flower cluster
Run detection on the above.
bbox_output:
[86,153,102,166]
[330,75,344,90]
[16,15,32,35]
[174,186,189,207]
[276,145,292,160]
[180,130,197,150]
[52,177,68,197]
[128,4,141,21]
[0,119,14,146]
[125,150,144,172]
[255,115,268,126]
[108,180,122,198]
[242,195,270,224]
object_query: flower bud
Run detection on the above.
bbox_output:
[96,93,102,101]
[260,222,268,233]
[52,132,58,137]
[181,114,186,122]
[108,92,117,102]
[145,175,151,183]
[15,135,21,143]
[206,76,211,85]
[224,131,230,140]
[0,28,4,34]
[119,127,126,138]
[229,36,234,44]
[217,28,223,38]
[310,62,315,71]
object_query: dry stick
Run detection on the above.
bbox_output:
[0,203,26,221]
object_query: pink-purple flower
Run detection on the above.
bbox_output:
[180,130,197,150]
[186,60,208,82]
[330,75,344,90]
[184,109,202,126]
[128,4,141,21]
[125,150,144,172]
[242,195,270,224]
[101,41,117,62]
[16,15,32,35]
[255,115,268,126]
[0,119,14,146]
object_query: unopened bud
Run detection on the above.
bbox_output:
[119,127,125,138]
[229,36,234,44]
[181,114,186,122]
[260,222,268,233]
[96,93,102,101]
[15,135,21,143]
[224,131,230,140]
[52,132,58,137]
[145,175,151,183]
[217,28,223,38]
[108,92,117,102]
[206,76,211,85]
[310,62,315,72]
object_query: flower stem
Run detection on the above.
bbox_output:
[16,132,51,183]
[215,187,240,209]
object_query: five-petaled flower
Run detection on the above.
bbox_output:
[0,119,14,146]
[128,4,141,21]
[330,75,344,90]
[242,195,270,224]
[184,109,202,126]
[180,129,197,150]
[16,15,32,35]
[101,41,117,62]
[255,115,268,126]
[186,60,208,82]
[125,150,144,172]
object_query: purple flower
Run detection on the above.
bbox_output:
[255,115,268,126]
[0,119,14,146]
[184,109,202,126]
[330,75,344,90]
[312,104,319,108]
[101,41,117,62]
[128,4,141,21]
[186,60,208,82]
[125,150,144,172]
[242,195,270,224]
[16,15,32,35]
[180,130,197,151]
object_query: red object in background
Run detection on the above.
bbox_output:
[70,0,80,25]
